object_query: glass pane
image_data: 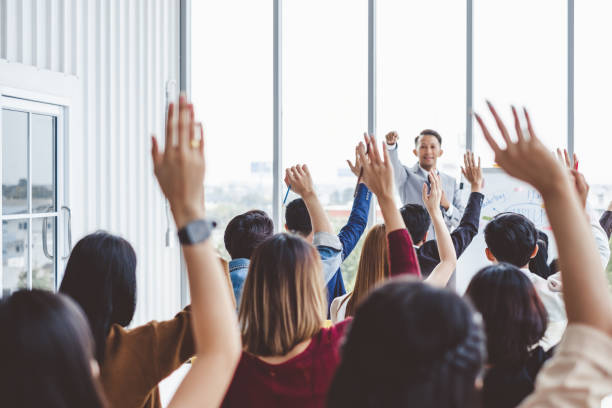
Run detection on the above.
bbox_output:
[2,219,28,297]
[31,114,56,213]
[2,109,28,215]
[378,0,466,183]
[31,217,55,291]
[575,1,612,212]
[282,0,368,290]
[191,0,273,256]
[473,0,567,166]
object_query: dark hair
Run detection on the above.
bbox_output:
[60,231,137,362]
[328,278,486,408]
[465,263,548,366]
[285,198,312,237]
[0,290,107,408]
[484,213,537,267]
[414,129,442,146]
[224,210,274,259]
[529,230,551,279]
[400,204,431,244]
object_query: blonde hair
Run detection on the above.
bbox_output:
[344,224,389,317]
[239,233,326,356]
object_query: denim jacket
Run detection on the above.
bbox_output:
[229,258,250,308]
[326,183,371,314]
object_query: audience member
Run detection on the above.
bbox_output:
[475,103,612,406]
[0,290,108,407]
[400,151,484,278]
[59,232,195,408]
[484,212,565,349]
[222,136,420,407]
[224,209,274,305]
[528,230,552,279]
[466,263,551,408]
[601,201,612,238]
[286,145,372,313]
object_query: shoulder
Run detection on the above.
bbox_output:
[319,318,352,345]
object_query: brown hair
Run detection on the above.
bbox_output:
[344,224,389,317]
[239,233,326,356]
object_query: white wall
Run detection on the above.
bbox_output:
[0,0,183,325]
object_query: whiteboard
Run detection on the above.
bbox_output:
[455,168,557,294]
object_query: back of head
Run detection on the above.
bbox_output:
[285,198,312,237]
[346,224,389,317]
[400,204,431,244]
[529,230,551,279]
[0,290,107,408]
[59,231,137,362]
[465,263,547,366]
[484,212,537,267]
[328,278,486,408]
[239,233,325,356]
[224,209,274,259]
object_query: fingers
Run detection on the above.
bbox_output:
[523,107,537,141]
[356,142,369,171]
[511,105,524,142]
[487,101,512,145]
[189,106,196,146]
[347,159,356,172]
[573,152,579,169]
[477,156,481,170]
[197,122,204,156]
[381,141,391,165]
[368,134,383,165]
[301,164,311,177]
[151,136,162,167]
[461,166,467,179]
[422,182,429,201]
[556,148,564,165]
[165,102,174,149]
[474,112,501,155]
[177,95,191,151]
[563,149,572,169]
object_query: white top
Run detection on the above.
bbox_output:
[520,268,567,350]
[330,293,351,324]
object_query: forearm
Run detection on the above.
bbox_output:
[425,212,457,287]
[183,241,241,359]
[302,192,334,234]
[543,185,612,333]
[378,195,405,232]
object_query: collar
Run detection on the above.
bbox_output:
[229,258,250,272]
[414,163,438,177]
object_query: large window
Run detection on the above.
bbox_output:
[191,0,273,255]
[575,1,612,213]
[282,0,368,288]
[1,97,66,297]
[378,0,466,182]
[473,0,567,165]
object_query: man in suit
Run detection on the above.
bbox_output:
[386,129,464,234]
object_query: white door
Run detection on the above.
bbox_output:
[1,96,69,296]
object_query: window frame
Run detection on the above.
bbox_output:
[0,95,69,294]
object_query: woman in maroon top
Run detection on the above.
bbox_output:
[222,136,421,408]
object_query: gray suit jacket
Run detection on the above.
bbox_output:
[387,143,464,232]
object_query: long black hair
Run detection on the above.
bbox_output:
[465,263,548,366]
[59,231,137,361]
[327,277,486,408]
[0,290,107,408]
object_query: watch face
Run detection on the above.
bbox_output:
[182,219,214,245]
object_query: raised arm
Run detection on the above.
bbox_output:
[385,131,409,188]
[422,171,456,287]
[285,164,333,235]
[153,95,241,408]
[358,135,421,278]
[476,103,612,334]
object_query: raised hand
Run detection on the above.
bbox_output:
[474,102,568,196]
[385,131,399,146]
[555,148,578,170]
[346,145,362,178]
[357,134,395,200]
[152,94,205,229]
[569,169,590,210]
[461,151,483,192]
[422,171,443,215]
[284,165,314,198]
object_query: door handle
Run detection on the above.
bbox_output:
[61,206,72,260]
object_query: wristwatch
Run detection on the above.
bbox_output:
[177,219,216,245]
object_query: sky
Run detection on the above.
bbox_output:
[190,0,611,197]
